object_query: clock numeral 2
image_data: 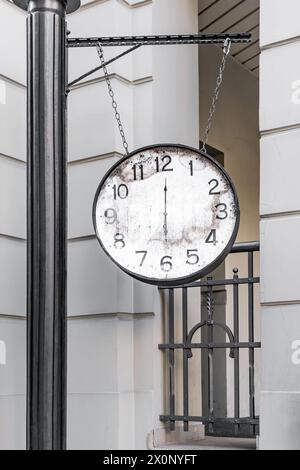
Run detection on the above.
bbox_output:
[209,179,220,195]
[155,156,173,173]
[114,233,125,249]
[186,249,199,265]
[161,256,173,272]
[136,251,147,267]
[113,184,128,200]
[206,229,217,245]
[133,164,144,181]
[216,203,228,220]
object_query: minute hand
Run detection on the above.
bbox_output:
[163,178,168,242]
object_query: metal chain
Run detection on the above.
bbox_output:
[201,39,231,154]
[96,42,129,155]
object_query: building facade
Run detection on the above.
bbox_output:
[0,0,299,450]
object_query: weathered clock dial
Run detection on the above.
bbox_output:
[93,144,239,286]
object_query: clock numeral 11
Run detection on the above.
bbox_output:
[133,164,144,181]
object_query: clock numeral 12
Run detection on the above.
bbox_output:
[206,229,217,245]
[113,184,129,200]
[155,156,173,173]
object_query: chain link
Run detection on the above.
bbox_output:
[96,42,129,155]
[201,39,231,154]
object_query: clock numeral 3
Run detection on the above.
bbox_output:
[133,164,144,181]
[186,249,199,265]
[114,233,125,249]
[216,203,228,220]
[155,156,173,173]
[104,208,117,225]
[113,184,129,200]
[160,256,173,272]
[136,251,147,267]
[206,229,217,245]
[209,179,221,195]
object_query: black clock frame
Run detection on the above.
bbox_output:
[92,144,240,287]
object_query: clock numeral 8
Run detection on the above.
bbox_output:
[160,256,173,272]
[114,233,125,249]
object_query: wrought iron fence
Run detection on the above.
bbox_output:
[159,241,260,438]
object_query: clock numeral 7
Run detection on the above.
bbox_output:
[206,229,217,245]
[161,256,173,272]
[186,249,199,265]
[113,184,129,200]
[114,233,125,249]
[136,251,147,267]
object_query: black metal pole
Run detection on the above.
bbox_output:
[13,0,80,450]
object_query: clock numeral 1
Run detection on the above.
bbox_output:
[160,256,173,272]
[114,233,125,249]
[186,249,199,265]
[155,156,173,173]
[104,208,117,225]
[133,164,144,181]
[136,251,147,267]
[209,179,220,195]
[189,160,194,176]
[206,229,217,245]
[216,203,228,220]
[113,184,129,200]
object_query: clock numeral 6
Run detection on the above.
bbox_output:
[160,256,173,272]
[136,250,147,267]
[186,249,199,265]
[216,203,228,220]
[104,208,117,225]
[206,229,217,245]
[113,184,129,200]
[114,233,125,249]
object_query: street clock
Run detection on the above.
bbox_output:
[93,144,239,286]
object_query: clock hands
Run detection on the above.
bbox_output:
[163,178,168,243]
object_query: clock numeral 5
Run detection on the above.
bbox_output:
[113,184,129,200]
[216,203,228,220]
[114,233,125,249]
[136,251,147,267]
[155,156,173,173]
[161,256,173,272]
[206,229,217,245]
[186,249,199,265]
[104,208,117,225]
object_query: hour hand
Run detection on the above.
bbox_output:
[163,178,168,242]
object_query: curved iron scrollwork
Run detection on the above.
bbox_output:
[185,320,235,359]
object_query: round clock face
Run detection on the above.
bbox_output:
[93,145,239,286]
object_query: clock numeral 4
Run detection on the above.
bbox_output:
[216,203,228,220]
[104,208,117,225]
[155,156,173,173]
[136,251,147,267]
[161,256,173,272]
[113,184,129,200]
[206,229,217,245]
[114,233,125,249]
[186,249,199,265]
[209,179,221,195]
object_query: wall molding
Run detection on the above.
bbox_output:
[79,0,152,12]
[68,151,123,166]
[261,210,300,220]
[0,233,26,243]
[261,300,300,307]
[0,73,25,90]
[261,35,300,52]
[70,73,153,91]
[260,123,300,137]
[68,311,154,319]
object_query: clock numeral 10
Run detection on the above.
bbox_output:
[206,229,217,245]
[113,184,128,200]
[161,256,173,272]
[155,155,173,173]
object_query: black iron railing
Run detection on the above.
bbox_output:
[158,241,260,438]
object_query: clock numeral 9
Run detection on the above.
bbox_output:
[206,229,217,245]
[114,233,125,249]
[113,184,129,200]
[155,156,173,173]
[160,256,173,272]
[186,249,199,265]
[216,203,228,220]
[104,208,117,225]
[209,179,221,195]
